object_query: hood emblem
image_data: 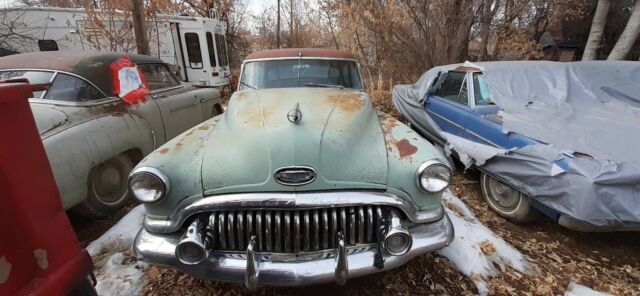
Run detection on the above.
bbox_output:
[287,102,302,124]
[274,166,316,186]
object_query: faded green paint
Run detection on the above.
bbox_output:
[140,87,451,219]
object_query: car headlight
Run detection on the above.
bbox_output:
[128,167,170,203]
[416,160,451,193]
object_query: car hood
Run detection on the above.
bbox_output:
[201,88,388,194]
[30,104,69,136]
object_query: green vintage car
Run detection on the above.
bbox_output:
[131,48,454,288]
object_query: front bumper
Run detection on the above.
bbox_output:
[134,214,454,287]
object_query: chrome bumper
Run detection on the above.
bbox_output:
[133,214,454,287]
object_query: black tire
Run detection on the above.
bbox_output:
[74,154,134,218]
[68,276,97,296]
[480,173,539,223]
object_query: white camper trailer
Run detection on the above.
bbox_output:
[0,7,230,87]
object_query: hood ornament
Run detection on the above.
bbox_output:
[287,102,302,124]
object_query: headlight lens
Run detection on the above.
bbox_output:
[129,168,168,202]
[417,161,451,193]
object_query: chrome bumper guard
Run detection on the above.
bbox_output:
[134,214,454,288]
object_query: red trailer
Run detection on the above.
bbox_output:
[0,81,96,295]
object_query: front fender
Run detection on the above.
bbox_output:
[43,113,155,209]
[378,112,449,210]
[135,116,221,219]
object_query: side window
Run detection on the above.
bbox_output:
[139,64,181,90]
[184,33,203,69]
[435,71,469,105]
[206,32,217,67]
[473,73,493,106]
[214,33,229,67]
[43,73,103,102]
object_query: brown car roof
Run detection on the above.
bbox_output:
[0,51,163,96]
[245,48,357,61]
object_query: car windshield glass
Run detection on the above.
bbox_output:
[0,70,54,98]
[473,73,493,106]
[239,59,362,90]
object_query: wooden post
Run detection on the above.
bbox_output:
[131,0,150,55]
[277,0,281,49]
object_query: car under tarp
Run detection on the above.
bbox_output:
[392,61,640,231]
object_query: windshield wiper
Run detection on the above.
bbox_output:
[303,83,344,89]
[239,80,258,90]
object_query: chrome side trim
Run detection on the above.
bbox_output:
[144,191,445,234]
[425,108,501,148]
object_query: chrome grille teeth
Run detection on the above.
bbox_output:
[208,206,390,253]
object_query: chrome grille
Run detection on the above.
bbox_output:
[206,206,387,253]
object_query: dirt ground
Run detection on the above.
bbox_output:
[71,93,640,295]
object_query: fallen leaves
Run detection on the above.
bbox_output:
[480,240,497,256]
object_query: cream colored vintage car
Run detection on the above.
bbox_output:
[0,51,223,217]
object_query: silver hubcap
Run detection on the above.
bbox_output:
[91,159,127,205]
[487,177,521,211]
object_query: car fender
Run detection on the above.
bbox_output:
[378,112,450,211]
[42,113,156,209]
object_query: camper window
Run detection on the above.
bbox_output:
[139,64,181,90]
[185,33,203,69]
[215,34,228,67]
[206,32,217,67]
[38,40,59,51]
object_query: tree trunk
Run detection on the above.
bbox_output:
[583,0,610,60]
[608,1,640,60]
[131,0,150,55]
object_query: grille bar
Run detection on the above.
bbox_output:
[206,206,386,253]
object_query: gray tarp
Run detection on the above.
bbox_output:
[392,61,640,231]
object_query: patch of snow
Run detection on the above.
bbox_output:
[438,190,538,295]
[564,282,612,296]
[88,205,148,296]
[87,205,145,256]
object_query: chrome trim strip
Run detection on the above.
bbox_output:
[425,109,501,148]
[144,191,446,234]
[133,214,454,286]
[150,84,184,94]
[169,101,198,112]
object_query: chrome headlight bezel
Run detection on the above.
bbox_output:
[128,166,170,203]
[415,160,452,194]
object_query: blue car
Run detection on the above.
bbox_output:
[393,62,640,232]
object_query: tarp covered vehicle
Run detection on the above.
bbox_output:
[393,61,640,232]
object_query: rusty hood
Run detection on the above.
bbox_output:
[201,88,388,194]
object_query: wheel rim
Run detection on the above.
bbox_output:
[91,159,128,206]
[485,175,521,212]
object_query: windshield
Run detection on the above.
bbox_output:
[0,70,54,98]
[239,59,363,90]
[473,73,493,106]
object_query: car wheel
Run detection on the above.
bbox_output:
[76,154,134,218]
[480,173,538,223]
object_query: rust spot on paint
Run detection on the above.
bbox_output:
[334,93,364,112]
[395,139,418,158]
[158,147,170,154]
[198,125,209,130]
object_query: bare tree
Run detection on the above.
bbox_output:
[608,0,640,60]
[583,0,610,60]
